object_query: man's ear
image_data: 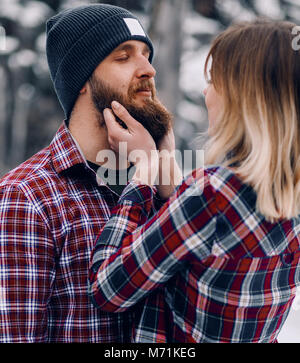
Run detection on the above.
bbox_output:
[80,85,87,94]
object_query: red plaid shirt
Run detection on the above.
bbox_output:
[0,123,148,343]
[89,167,300,343]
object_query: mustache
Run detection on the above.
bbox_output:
[128,79,156,98]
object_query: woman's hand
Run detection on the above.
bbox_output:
[156,129,183,200]
[157,127,176,153]
[103,101,159,186]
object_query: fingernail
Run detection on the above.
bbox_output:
[112,101,120,109]
[103,108,113,118]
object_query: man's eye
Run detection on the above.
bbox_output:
[115,55,129,61]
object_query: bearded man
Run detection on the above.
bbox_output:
[0,4,180,343]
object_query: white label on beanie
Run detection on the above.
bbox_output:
[124,18,146,37]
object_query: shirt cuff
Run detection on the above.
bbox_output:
[117,180,155,212]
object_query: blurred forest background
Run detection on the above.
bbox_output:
[1,0,300,176]
[0,0,300,342]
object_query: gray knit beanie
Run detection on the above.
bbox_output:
[46,4,154,119]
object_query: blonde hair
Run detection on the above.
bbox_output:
[204,20,300,222]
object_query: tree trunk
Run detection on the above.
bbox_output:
[149,0,188,118]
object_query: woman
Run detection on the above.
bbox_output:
[89,20,300,343]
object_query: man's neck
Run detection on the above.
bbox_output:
[68,108,129,169]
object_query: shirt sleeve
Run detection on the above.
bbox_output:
[89,169,217,313]
[0,185,56,342]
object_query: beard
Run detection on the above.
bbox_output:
[89,74,173,145]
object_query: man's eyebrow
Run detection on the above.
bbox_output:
[112,43,151,54]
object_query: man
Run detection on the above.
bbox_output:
[0,4,176,343]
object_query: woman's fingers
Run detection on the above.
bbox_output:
[103,102,157,162]
[111,101,142,133]
[103,108,131,151]
[103,108,125,134]
[103,108,131,137]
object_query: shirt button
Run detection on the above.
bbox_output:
[281,253,294,266]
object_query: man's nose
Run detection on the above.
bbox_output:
[136,57,156,79]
